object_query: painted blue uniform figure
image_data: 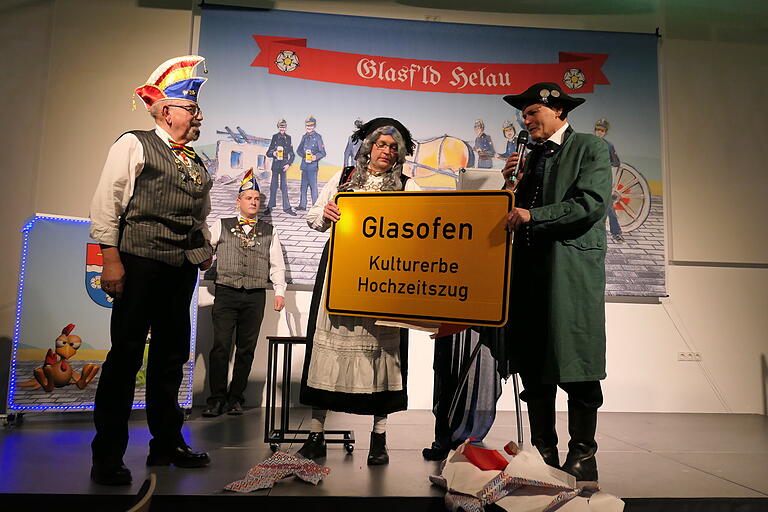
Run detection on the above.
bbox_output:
[473,119,495,168]
[343,118,364,167]
[266,119,296,215]
[594,118,623,242]
[296,116,326,210]
[496,120,517,160]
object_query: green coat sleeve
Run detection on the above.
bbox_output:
[528,135,612,240]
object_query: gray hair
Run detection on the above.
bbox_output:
[148,100,167,121]
[340,126,407,191]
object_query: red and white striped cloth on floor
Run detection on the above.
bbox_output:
[225,451,331,493]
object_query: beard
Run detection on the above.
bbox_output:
[186,123,202,141]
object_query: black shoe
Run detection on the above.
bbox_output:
[537,445,560,468]
[296,205,306,211]
[561,401,599,484]
[422,441,451,461]
[296,432,326,460]
[225,402,243,415]
[284,208,297,216]
[202,401,224,417]
[90,462,132,486]
[367,432,389,466]
[146,445,211,468]
[262,207,272,216]
[527,396,560,468]
[561,442,598,483]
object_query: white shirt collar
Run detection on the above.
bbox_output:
[154,125,176,147]
[546,122,570,146]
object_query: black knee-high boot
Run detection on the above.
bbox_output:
[526,397,559,468]
[561,400,598,483]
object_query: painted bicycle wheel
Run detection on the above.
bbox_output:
[611,162,651,232]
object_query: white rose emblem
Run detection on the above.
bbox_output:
[275,50,299,72]
[563,68,586,90]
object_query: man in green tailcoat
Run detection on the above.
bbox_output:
[500,82,611,486]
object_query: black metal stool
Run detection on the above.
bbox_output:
[264,336,355,453]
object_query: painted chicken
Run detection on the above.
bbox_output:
[20,323,100,392]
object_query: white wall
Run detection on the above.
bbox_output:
[2,0,766,414]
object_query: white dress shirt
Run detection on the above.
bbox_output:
[208,215,287,297]
[89,125,212,247]
[547,122,570,146]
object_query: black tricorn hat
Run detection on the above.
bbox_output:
[503,82,585,114]
[352,117,415,156]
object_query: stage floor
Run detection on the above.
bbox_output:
[1,408,767,510]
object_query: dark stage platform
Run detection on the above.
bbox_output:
[1,408,766,511]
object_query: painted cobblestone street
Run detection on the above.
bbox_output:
[209,174,666,295]
[9,360,193,409]
[605,195,666,297]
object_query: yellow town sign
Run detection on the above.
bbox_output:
[326,190,512,326]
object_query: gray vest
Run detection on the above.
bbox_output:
[214,217,272,289]
[119,130,212,266]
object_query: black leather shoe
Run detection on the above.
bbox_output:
[561,401,599,484]
[225,402,243,415]
[284,208,297,216]
[202,401,224,418]
[422,441,451,461]
[536,445,560,468]
[295,205,306,211]
[296,432,326,459]
[561,442,598,483]
[146,445,211,468]
[367,432,389,466]
[90,462,132,486]
[262,207,272,216]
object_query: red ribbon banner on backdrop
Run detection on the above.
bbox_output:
[251,35,609,95]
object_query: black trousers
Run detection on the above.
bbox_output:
[207,284,265,406]
[431,336,458,448]
[520,376,603,409]
[92,253,198,464]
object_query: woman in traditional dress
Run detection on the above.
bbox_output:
[297,118,420,466]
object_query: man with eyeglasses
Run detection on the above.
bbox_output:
[297,118,420,467]
[89,55,213,485]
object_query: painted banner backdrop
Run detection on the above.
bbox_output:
[198,7,664,297]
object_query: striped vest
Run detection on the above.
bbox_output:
[214,217,272,289]
[119,130,212,266]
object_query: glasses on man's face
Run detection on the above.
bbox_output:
[374,140,398,153]
[167,104,202,116]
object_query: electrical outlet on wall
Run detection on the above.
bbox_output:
[677,351,702,361]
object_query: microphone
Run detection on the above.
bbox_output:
[508,130,528,184]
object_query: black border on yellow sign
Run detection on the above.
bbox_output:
[325,190,513,326]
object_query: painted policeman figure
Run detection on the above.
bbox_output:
[501,82,612,486]
[496,120,518,160]
[296,116,326,210]
[203,171,287,417]
[473,119,496,169]
[266,118,296,216]
[594,118,624,242]
[343,118,364,167]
